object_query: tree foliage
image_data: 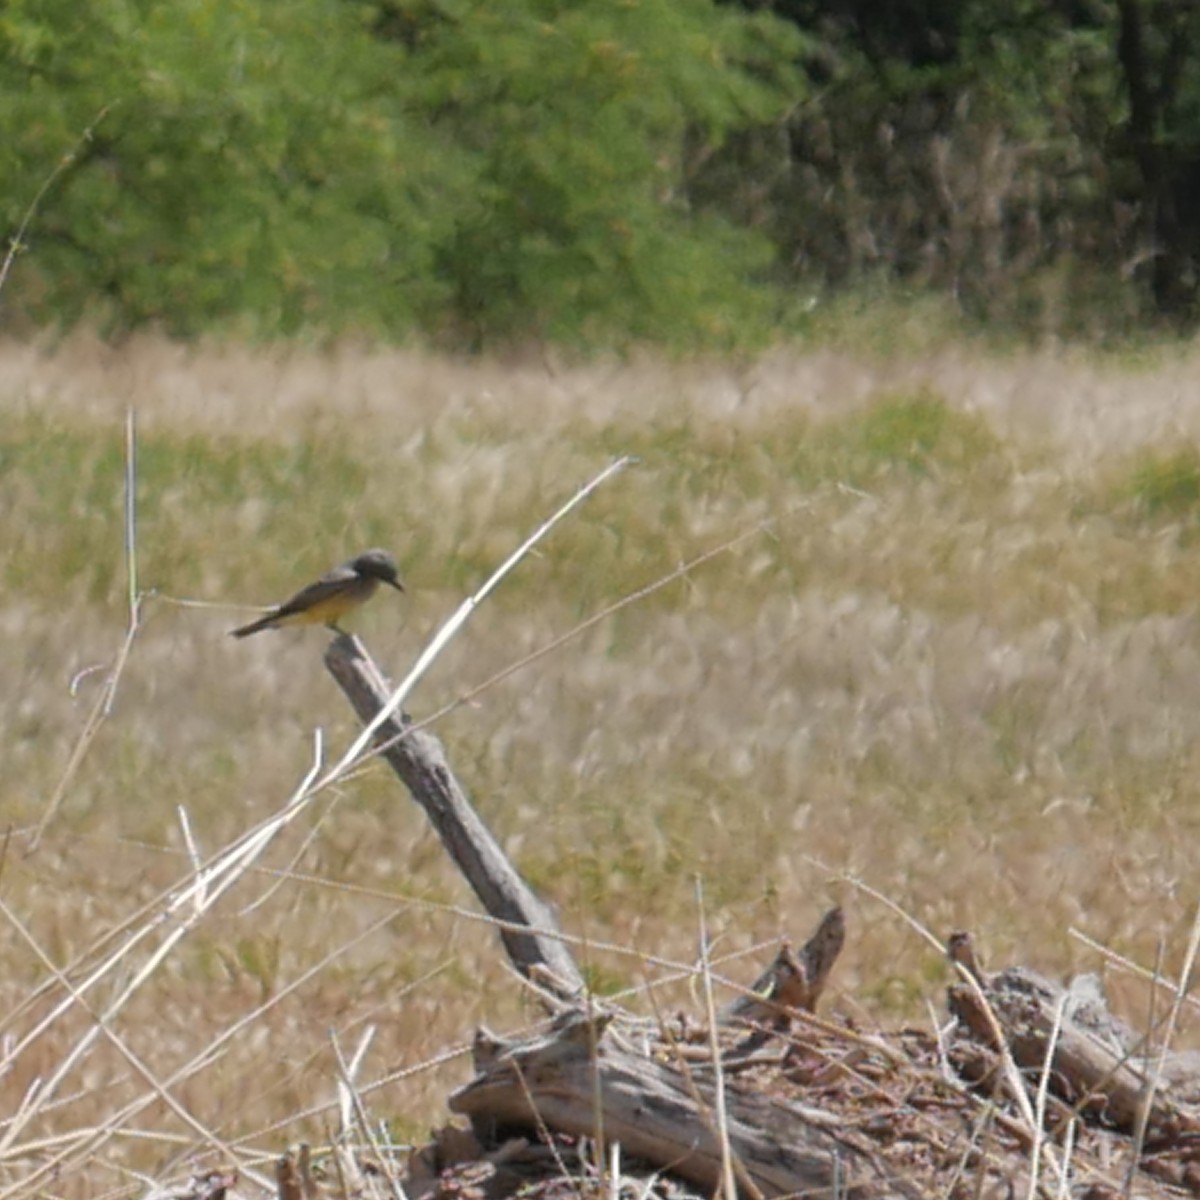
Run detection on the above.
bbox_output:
[396,0,802,344]
[2,2,448,333]
[3,0,1200,345]
[0,0,802,346]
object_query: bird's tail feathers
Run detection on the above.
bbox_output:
[230,615,276,638]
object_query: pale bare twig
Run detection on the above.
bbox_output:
[1070,926,1200,1013]
[316,454,636,793]
[694,879,738,1200]
[27,408,143,852]
[1026,990,1069,1200]
[331,1029,408,1200]
[1126,902,1200,1197]
[0,736,327,1197]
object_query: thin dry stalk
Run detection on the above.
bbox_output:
[1069,929,1200,1017]
[317,455,635,793]
[0,737,329,1196]
[27,407,142,852]
[0,898,236,1169]
[511,1057,576,1190]
[325,1123,354,1200]
[1126,901,1200,1197]
[24,618,139,851]
[334,1027,376,1132]
[644,983,764,1199]
[1055,1118,1076,1200]
[330,1031,408,1200]
[694,880,738,1200]
[1026,990,1070,1200]
[938,1098,997,1200]
[369,523,768,764]
[1125,937,1166,1200]
[123,408,138,626]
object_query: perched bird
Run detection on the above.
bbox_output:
[230,548,404,638]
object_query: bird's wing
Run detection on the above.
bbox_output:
[268,562,360,619]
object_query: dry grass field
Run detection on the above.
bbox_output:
[5,328,1200,1196]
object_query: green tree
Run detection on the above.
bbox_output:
[1,0,805,347]
[0,0,465,337]
[359,0,806,345]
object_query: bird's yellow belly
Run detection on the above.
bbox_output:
[277,591,363,626]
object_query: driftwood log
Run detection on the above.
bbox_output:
[947,932,1200,1139]
[322,636,1200,1200]
[450,1005,909,1200]
[325,634,583,994]
[446,907,871,1200]
[720,906,846,1047]
[324,637,895,1197]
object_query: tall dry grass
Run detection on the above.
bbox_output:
[4,330,1200,1196]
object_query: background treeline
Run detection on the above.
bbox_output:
[1,0,1197,348]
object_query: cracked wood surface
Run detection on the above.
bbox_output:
[325,634,584,994]
[451,1008,914,1200]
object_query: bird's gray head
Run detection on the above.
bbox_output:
[352,548,405,591]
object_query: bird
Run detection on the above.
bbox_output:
[230,548,405,638]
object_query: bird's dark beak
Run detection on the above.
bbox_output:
[388,579,405,593]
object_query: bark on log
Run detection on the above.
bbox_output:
[947,949,1200,1137]
[324,634,584,994]
[450,1007,915,1200]
[720,906,845,1041]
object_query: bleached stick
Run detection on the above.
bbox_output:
[320,454,635,790]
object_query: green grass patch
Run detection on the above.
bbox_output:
[1126,447,1200,522]
[820,387,1004,485]
[0,417,373,603]
[794,282,974,358]
[599,388,1004,500]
